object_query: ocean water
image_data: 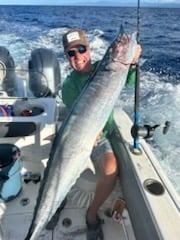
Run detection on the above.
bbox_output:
[0,5,179,195]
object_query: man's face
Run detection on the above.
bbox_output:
[66,45,92,73]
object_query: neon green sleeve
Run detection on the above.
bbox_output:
[62,76,79,109]
[125,67,136,88]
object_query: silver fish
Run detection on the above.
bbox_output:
[24,26,137,240]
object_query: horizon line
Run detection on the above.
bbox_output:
[0,3,180,7]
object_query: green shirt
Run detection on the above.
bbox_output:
[62,61,136,138]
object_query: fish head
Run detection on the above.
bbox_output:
[112,32,137,66]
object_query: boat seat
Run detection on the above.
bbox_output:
[0,122,36,137]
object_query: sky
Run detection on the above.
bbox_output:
[0,0,179,6]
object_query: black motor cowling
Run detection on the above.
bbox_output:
[28,48,61,97]
[0,47,16,96]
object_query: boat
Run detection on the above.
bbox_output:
[0,46,179,240]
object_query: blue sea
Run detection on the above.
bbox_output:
[0,5,179,195]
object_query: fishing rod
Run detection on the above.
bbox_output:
[131,0,170,152]
[132,0,141,153]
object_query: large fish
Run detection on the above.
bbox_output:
[24,26,137,240]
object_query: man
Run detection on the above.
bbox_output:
[62,29,141,240]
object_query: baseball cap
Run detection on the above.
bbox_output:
[62,29,89,52]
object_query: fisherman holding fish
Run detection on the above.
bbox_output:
[62,29,141,240]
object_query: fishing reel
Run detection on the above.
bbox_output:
[131,121,171,139]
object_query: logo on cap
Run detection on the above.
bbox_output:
[66,32,81,43]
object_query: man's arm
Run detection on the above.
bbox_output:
[62,76,79,109]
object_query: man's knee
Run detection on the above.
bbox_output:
[102,152,118,176]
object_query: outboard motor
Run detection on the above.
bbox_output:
[0,47,16,96]
[28,48,61,97]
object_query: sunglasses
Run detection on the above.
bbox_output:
[67,45,87,57]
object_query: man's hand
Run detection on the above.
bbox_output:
[131,44,142,65]
[93,131,103,147]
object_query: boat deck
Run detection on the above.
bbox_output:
[0,167,136,240]
[0,100,179,240]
